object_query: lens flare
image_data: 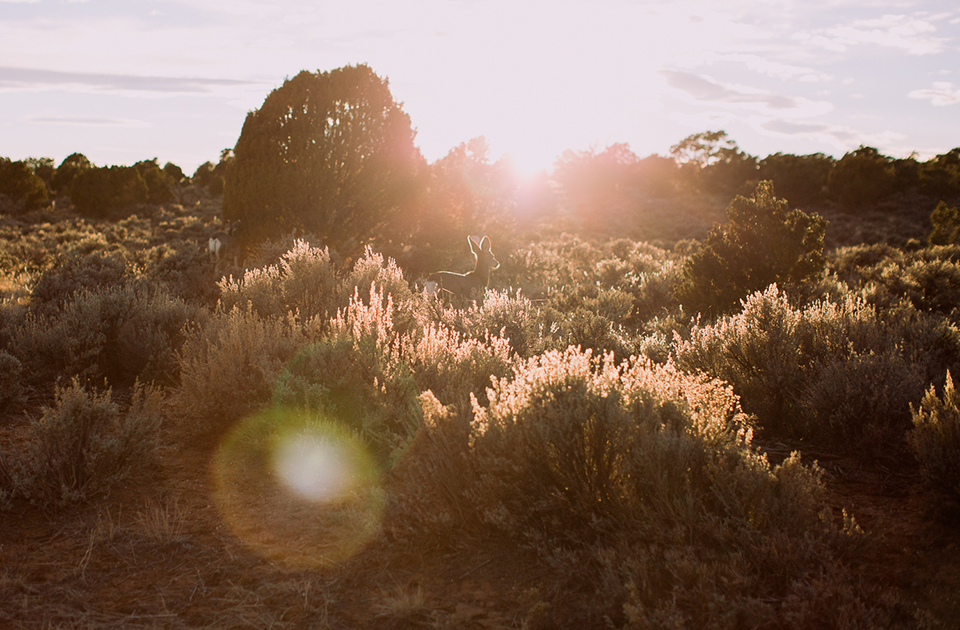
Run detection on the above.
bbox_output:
[212,407,383,568]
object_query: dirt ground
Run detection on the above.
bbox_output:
[2,414,959,630]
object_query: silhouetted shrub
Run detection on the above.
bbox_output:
[50,153,92,196]
[71,165,149,218]
[674,181,827,317]
[758,152,834,207]
[15,380,161,511]
[910,372,960,513]
[133,159,175,204]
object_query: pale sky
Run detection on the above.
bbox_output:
[2,0,959,176]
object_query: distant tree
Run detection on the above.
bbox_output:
[928,201,960,246]
[50,153,93,196]
[674,181,827,317]
[920,148,960,199]
[553,143,639,227]
[634,154,681,197]
[414,137,517,262]
[223,64,424,250]
[0,158,49,214]
[670,131,758,195]
[828,146,896,210]
[134,159,174,204]
[757,152,834,207]
[25,157,56,188]
[71,166,149,218]
[163,162,185,184]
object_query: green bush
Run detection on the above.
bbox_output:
[674,181,827,317]
[675,285,955,459]
[174,306,306,433]
[12,283,198,390]
[910,372,960,511]
[14,380,161,511]
[273,335,421,467]
[399,346,878,628]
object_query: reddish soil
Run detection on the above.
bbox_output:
[2,417,959,629]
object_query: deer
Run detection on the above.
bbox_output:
[426,235,500,305]
[209,219,240,273]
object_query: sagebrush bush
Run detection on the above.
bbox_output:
[15,379,161,511]
[174,306,305,433]
[11,283,198,390]
[219,239,340,322]
[910,372,960,511]
[675,284,957,458]
[394,346,879,627]
[30,250,131,314]
[0,350,25,414]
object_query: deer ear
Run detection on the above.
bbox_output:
[480,236,491,250]
[468,235,479,253]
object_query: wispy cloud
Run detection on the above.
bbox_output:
[795,13,951,55]
[908,82,960,106]
[25,115,149,128]
[0,66,264,95]
[659,69,831,116]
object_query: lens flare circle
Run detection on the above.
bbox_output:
[213,407,383,569]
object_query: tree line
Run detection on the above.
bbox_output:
[3,64,960,257]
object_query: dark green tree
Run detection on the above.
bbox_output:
[134,159,174,204]
[757,152,834,207]
[50,153,93,196]
[928,201,960,246]
[828,146,896,210]
[71,166,149,218]
[223,64,424,250]
[0,158,49,214]
[670,130,758,195]
[674,181,827,317]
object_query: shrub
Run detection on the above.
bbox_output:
[929,201,960,246]
[400,347,879,627]
[30,250,131,315]
[674,181,827,317]
[910,372,960,512]
[12,283,198,390]
[675,285,955,459]
[174,306,306,433]
[0,350,26,416]
[273,335,421,467]
[218,239,339,323]
[15,380,161,511]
